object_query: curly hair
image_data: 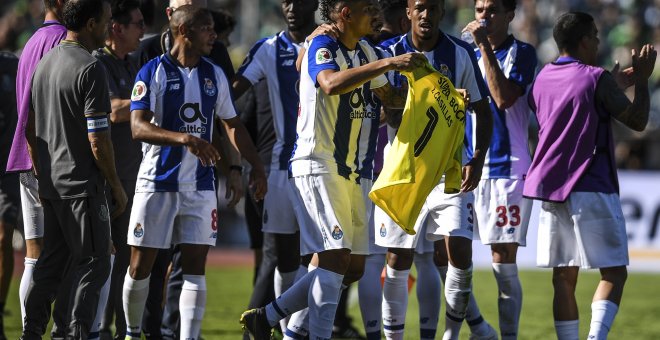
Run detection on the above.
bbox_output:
[378,0,406,13]
[319,0,342,23]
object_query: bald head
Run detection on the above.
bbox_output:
[169,4,212,38]
[169,0,207,9]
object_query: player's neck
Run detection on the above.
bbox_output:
[487,31,508,50]
[64,31,94,53]
[330,21,358,50]
[411,31,439,52]
[288,24,316,44]
[44,9,60,23]
[105,40,129,60]
[169,44,200,68]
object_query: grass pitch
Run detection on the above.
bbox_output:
[3,267,659,339]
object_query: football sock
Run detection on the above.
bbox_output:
[493,263,522,339]
[382,265,409,340]
[284,263,317,339]
[442,264,472,340]
[437,265,448,282]
[266,268,316,327]
[415,253,440,339]
[275,267,298,332]
[465,290,490,337]
[554,319,579,340]
[180,275,206,339]
[358,254,385,340]
[307,268,343,339]
[122,271,150,339]
[588,300,618,340]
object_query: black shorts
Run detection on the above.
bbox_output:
[0,172,19,224]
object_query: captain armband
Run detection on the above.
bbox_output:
[86,115,109,133]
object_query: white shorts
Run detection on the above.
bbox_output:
[128,191,218,248]
[473,179,531,246]
[261,170,303,234]
[376,178,473,249]
[363,178,386,255]
[293,173,369,255]
[536,192,629,269]
[19,172,43,240]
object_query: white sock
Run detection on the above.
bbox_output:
[284,263,317,339]
[465,290,489,336]
[382,265,409,340]
[493,263,522,339]
[307,268,343,339]
[89,254,114,338]
[442,264,472,340]
[555,319,579,340]
[180,275,206,339]
[122,271,150,338]
[275,267,298,333]
[20,257,37,326]
[266,268,316,327]
[588,300,618,340]
[414,253,441,340]
[358,254,385,340]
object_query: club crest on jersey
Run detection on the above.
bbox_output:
[99,204,109,222]
[379,223,387,237]
[331,225,343,240]
[134,223,144,238]
[203,78,216,96]
[438,64,453,79]
[316,48,332,64]
[131,81,147,101]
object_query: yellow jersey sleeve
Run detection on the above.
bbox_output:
[369,62,466,234]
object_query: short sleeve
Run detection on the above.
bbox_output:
[460,47,488,103]
[81,61,111,116]
[130,57,159,112]
[307,35,340,86]
[237,38,269,85]
[507,43,538,90]
[595,72,631,118]
[214,66,238,120]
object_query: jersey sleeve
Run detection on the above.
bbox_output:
[508,43,538,90]
[595,71,631,119]
[460,47,489,103]
[82,61,111,116]
[307,35,340,87]
[130,57,160,113]
[214,66,238,120]
[364,42,388,89]
[237,38,269,85]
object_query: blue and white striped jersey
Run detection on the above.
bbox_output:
[237,31,302,171]
[291,35,387,180]
[130,54,237,192]
[355,41,390,180]
[471,35,537,179]
[387,31,489,165]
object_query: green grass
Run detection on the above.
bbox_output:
[4,268,660,339]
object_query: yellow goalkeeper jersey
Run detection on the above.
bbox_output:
[369,62,466,234]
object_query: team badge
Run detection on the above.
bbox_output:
[203,78,216,96]
[316,48,332,65]
[331,225,343,240]
[98,204,109,222]
[131,81,147,101]
[134,223,144,238]
[379,223,387,237]
[438,64,452,79]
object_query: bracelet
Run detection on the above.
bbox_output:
[229,165,243,174]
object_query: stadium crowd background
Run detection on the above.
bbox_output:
[1,0,659,245]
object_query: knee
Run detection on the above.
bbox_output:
[552,268,578,291]
[491,243,518,263]
[343,266,364,284]
[601,266,627,287]
[387,249,414,270]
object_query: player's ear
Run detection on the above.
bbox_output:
[340,5,351,21]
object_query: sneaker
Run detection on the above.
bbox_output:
[468,322,498,340]
[240,307,274,340]
[332,323,366,340]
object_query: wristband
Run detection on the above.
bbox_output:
[229,165,243,174]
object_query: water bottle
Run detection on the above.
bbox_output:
[461,19,487,44]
